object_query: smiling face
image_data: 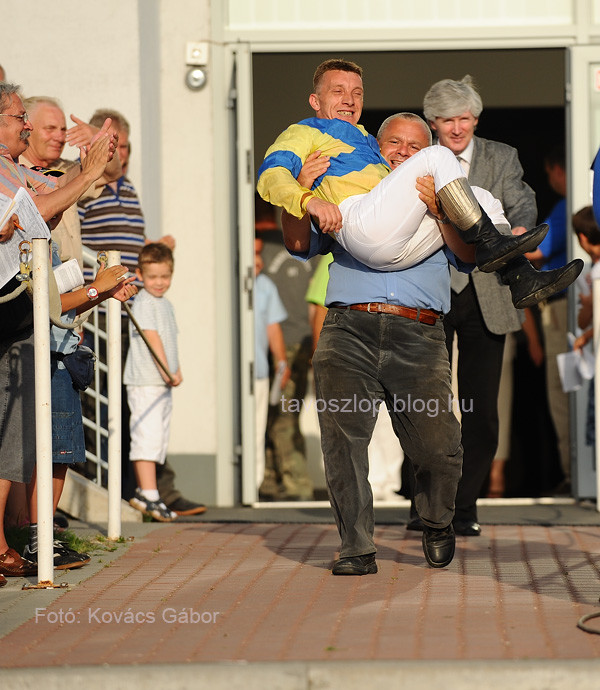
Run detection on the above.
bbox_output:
[0,93,33,158]
[429,110,478,156]
[309,69,363,126]
[26,102,66,167]
[136,261,173,298]
[378,118,431,169]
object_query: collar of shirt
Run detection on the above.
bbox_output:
[456,137,475,171]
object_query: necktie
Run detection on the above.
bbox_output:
[451,155,471,293]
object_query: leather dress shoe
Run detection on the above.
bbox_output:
[422,524,455,568]
[453,520,482,537]
[332,553,377,576]
[0,547,36,576]
[406,517,424,531]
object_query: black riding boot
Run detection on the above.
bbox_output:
[498,254,584,309]
[437,177,548,272]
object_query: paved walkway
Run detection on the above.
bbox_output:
[1,506,600,687]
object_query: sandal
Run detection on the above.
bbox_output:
[0,547,36,576]
[0,573,6,587]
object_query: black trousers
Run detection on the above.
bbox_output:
[407,281,505,523]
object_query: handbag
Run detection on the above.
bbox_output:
[61,345,96,391]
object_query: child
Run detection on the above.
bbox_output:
[572,206,600,447]
[124,243,182,521]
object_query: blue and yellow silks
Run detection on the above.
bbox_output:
[257,118,390,218]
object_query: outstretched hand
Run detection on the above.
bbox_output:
[94,264,130,293]
[109,276,137,302]
[80,135,111,181]
[66,115,99,149]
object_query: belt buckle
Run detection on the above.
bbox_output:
[367,303,373,313]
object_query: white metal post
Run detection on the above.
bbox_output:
[32,238,54,583]
[594,274,600,513]
[107,250,122,539]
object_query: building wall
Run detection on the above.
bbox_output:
[6,0,600,505]
[3,1,220,495]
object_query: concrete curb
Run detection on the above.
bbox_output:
[3,660,600,689]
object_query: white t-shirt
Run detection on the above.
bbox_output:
[124,288,179,386]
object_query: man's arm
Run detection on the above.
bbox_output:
[34,135,110,221]
[482,142,537,231]
[257,123,331,219]
[33,135,111,221]
[266,322,291,389]
[281,209,312,253]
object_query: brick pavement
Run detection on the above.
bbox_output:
[2,521,600,667]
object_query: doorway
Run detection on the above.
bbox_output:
[248,47,568,501]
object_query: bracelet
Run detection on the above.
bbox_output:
[437,215,450,225]
[300,192,314,214]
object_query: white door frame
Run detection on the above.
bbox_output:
[567,46,600,502]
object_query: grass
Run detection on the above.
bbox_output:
[6,524,126,556]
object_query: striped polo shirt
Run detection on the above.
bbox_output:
[78,175,145,284]
[0,143,56,198]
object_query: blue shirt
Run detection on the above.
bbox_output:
[50,243,79,357]
[593,148,600,227]
[291,226,472,314]
[254,273,287,379]
[537,197,567,270]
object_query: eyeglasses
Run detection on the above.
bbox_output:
[0,112,29,123]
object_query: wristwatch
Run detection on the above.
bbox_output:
[86,285,99,301]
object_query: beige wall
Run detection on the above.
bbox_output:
[4,0,218,460]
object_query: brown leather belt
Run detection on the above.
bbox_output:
[347,303,442,325]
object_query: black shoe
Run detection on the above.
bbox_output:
[406,517,424,532]
[499,256,583,309]
[422,524,455,568]
[475,223,549,273]
[453,520,482,537]
[23,542,90,571]
[166,496,207,516]
[332,553,378,576]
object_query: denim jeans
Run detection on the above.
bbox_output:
[51,362,85,464]
[0,329,35,482]
[312,308,463,558]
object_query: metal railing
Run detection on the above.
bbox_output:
[79,246,123,539]
[80,245,110,485]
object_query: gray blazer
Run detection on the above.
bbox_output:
[462,136,537,335]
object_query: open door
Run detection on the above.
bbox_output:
[232,43,259,504]
[566,46,600,501]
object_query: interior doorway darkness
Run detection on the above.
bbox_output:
[362,107,565,223]
[252,48,568,499]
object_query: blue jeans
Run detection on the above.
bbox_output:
[51,362,85,464]
[312,308,463,558]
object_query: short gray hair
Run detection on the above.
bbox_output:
[423,75,483,122]
[89,108,130,134]
[377,112,432,146]
[23,96,63,117]
[0,82,21,114]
